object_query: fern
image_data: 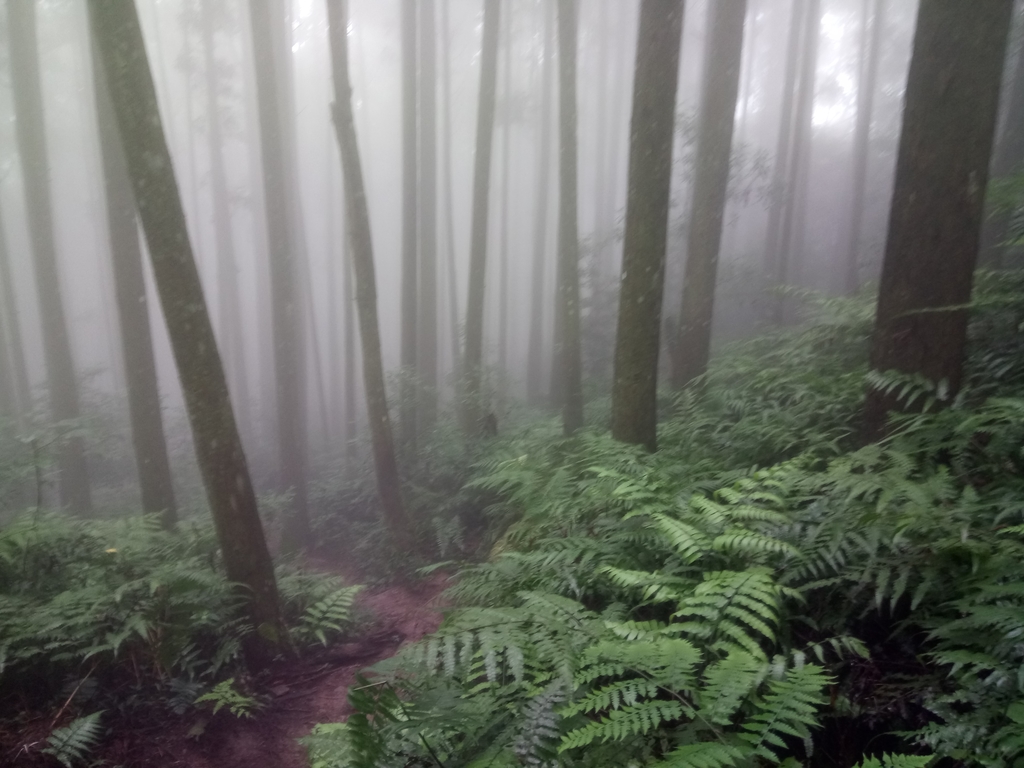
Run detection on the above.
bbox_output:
[295,585,361,647]
[42,711,104,768]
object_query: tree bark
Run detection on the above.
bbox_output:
[89,24,177,528]
[671,0,747,389]
[249,0,310,547]
[400,0,419,451]
[526,0,555,406]
[462,0,502,435]
[610,0,684,452]
[440,0,462,386]
[498,9,512,377]
[88,0,286,668]
[863,0,1013,440]
[843,0,886,295]
[0,205,31,418]
[418,0,439,433]
[555,0,584,434]
[7,0,92,514]
[326,0,411,546]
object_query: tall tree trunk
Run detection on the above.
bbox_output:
[202,0,251,429]
[773,0,821,321]
[526,0,555,406]
[843,0,886,294]
[7,0,92,514]
[250,0,310,547]
[418,0,439,434]
[0,205,31,418]
[498,9,512,377]
[863,0,1013,440]
[440,0,462,386]
[671,0,747,389]
[89,0,286,668]
[462,0,502,435]
[763,0,806,287]
[326,0,411,547]
[400,0,419,451]
[0,225,16,421]
[610,0,685,452]
[89,25,177,528]
[555,0,583,434]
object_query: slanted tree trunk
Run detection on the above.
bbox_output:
[88,0,286,668]
[610,0,684,452]
[89,25,177,528]
[201,0,251,428]
[418,0,439,434]
[0,205,31,418]
[7,0,92,514]
[526,0,555,406]
[554,0,583,434]
[462,0,502,435]
[326,0,411,547]
[400,0,419,451]
[671,0,747,389]
[250,0,310,547]
[843,0,886,294]
[863,0,1013,440]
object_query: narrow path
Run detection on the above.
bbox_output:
[111,573,447,768]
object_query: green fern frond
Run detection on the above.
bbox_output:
[655,741,746,768]
[42,711,104,768]
[737,663,830,763]
[851,754,933,768]
[559,699,686,751]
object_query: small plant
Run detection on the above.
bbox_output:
[41,711,104,768]
[194,677,264,718]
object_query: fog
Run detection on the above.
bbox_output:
[0,0,1002,513]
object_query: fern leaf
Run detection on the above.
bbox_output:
[42,711,104,768]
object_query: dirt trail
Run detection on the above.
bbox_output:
[109,572,447,768]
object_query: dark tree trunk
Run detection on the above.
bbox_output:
[202,0,251,429]
[400,0,419,451]
[326,0,411,547]
[555,0,583,434]
[671,0,747,390]
[88,0,286,668]
[863,0,1013,440]
[843,0,886,295]
[610,0,685,452]
[250,0,310,547]
[7,0,92,514]
[462,0,502,435]
[89,25,177,528]
[418,0,439,433]
[526,0,555,406]
[0,206,31,418]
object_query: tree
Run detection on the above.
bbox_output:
[249,0,310,547]
[326,0,411,546]
[671,0,747,389]
[89,23,177,528]
[400,0,418,450]
[610,0,685,452]
[526,0,555,406]
[863,0,1014,440]
[88,0,286,667]
[843,0,886,294]
[418,0,440,434]
[554,0,583,434]
[440,0,462,386]
[462,0,502,435]
[0,205,31,419]
[7,0,92,513]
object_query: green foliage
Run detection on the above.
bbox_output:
[42,711,105,768]
[194,677,263,718]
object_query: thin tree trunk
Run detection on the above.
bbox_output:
[0,205,31,417]
[419,0,439,434]
[400,0,419,451]
[671,0,747,389]
[863,0,1013,440]
[89,0,286,668]
[326,0,411,547]
[526,0,555,406]
[610,0,685,452]
[498,9,512,377]
[440,0,461,386]
[555,0,583,434]
[89,24,177,528]
[462,0,502,435]
[0,229,16,420]
[843,0,886,294]
[250,0,310,547]
[7,0,92,514]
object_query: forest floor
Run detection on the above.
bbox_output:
[100,566,448,768]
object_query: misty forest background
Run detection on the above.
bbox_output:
[4,0,1024,766]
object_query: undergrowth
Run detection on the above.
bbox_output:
[306,274,1024,767]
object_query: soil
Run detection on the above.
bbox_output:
[97,570,448,768]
